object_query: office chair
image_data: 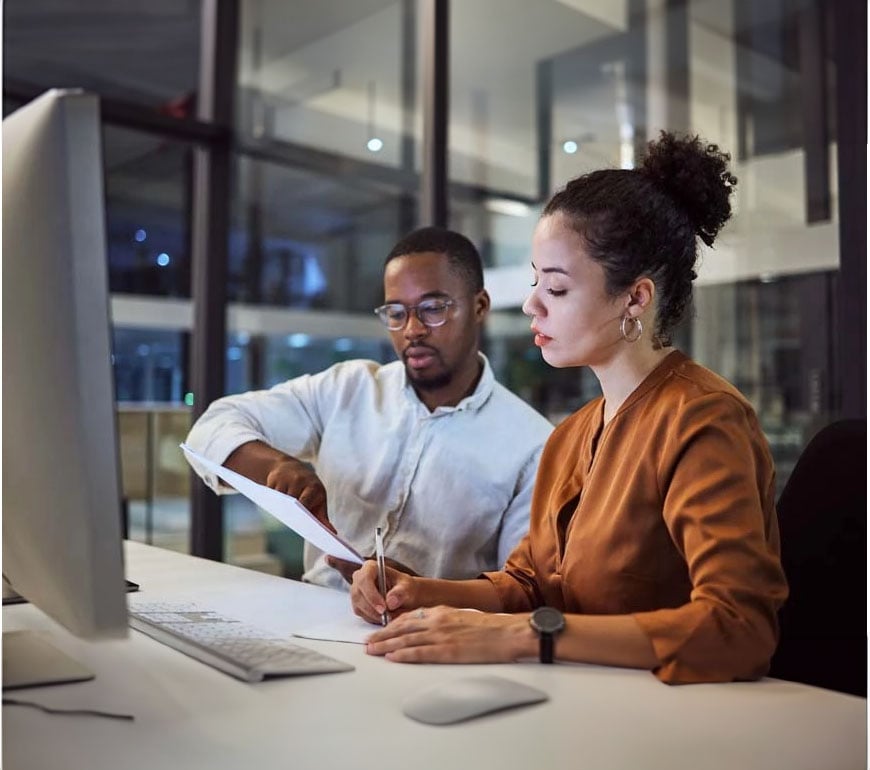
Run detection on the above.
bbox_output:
[769,418,867,697]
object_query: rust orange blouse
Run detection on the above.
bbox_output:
[484,351,788,684]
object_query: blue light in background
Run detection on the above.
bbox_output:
[134,229,147,242]
[156,252,171,267]
[287,333,311,348]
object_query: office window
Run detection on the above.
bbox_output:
[229,154,414,314]
[260,334,392,388]
[113,328,186,403]
[237,0,417,170]
[104,126,194,297]
[4,1,201,111]
[6,0,856,572]
[448,0,842,491]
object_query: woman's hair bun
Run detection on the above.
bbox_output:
[640,131,736,247]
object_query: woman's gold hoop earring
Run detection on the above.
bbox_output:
[620,315,643,343]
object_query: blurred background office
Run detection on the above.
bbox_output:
[4,0,865,578]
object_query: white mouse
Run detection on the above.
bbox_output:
[402,674,548,725]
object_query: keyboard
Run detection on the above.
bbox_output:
[128,601,355,683]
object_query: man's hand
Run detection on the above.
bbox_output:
[326,555,420,585]
[264,457,333,533]
[224,441,334,532]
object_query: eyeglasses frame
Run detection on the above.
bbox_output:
[373,298,458,331]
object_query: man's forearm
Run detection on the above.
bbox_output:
[224,440,296,484]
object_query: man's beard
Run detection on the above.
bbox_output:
[406,365,453,391]
[403,346,452,391]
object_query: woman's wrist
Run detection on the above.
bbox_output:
[511,614,539,661]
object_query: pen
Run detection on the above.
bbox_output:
[374,526,389,626]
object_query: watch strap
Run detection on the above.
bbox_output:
[540,632,554,664]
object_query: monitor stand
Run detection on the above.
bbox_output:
[2,575,27,605]
[2,630,95,690]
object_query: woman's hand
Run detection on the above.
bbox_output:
[327,555,419,585]
[351,561,421,623]
[364,606,534,663]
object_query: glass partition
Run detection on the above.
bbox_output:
[6,0,855,573]
[229,155,412,313]
[237,0,417,169]
[104,125,193,297]
[4,1,201,110]
[452,0,841,492]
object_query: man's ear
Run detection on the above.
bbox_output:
[475,289,491,321]
[626,277,655,318]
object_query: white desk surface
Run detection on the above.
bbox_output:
[3,541,866,770]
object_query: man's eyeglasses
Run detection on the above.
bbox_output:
[373,299,456,331]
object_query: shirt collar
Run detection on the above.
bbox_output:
[402,352,494,415]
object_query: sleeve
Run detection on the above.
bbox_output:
[495,447,544,567]
[183,369,331,494]
[483,531,542,612]
[632,393,789,684]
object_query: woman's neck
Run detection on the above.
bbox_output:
[594,345,675,424]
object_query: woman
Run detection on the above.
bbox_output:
[351,132,788,684]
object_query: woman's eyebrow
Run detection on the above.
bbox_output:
[530,262,569,276]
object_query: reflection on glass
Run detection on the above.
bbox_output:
[452,0,841,494]
[262,334,392,390]
[4,2,201,109]
[230,155,414,312]
[104,126,193,297]
[113,328,186,403]
[238,0,414,169]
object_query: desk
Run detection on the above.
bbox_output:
[4,541,866,770]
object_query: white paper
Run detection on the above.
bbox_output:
[180,444,363,565]
[292,607,485,645]
[291,613,378,645]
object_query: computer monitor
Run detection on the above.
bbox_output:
[2,89,128,688]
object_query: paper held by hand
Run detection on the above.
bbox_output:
[180,443,363,565]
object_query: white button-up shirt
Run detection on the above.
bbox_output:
[185,355,553,590]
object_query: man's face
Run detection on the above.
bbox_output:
[382,251,488,392]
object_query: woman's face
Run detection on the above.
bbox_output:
[522,213,627,369]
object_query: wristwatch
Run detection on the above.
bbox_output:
[529,606,565,664]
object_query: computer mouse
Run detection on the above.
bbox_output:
[402,674,549,725]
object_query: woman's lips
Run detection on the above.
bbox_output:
[531,328,552,347]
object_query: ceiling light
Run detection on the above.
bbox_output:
[484,198,531,217]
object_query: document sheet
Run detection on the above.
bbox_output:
[291,614,377,645]
[180,444,363,564]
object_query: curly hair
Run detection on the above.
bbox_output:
[542,131,736,344]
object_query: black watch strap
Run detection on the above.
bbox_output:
[529,607,564,664]
[540,632,555,664]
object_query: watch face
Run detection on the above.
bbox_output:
[531,606,565,634]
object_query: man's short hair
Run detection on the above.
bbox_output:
[385,226,484,294]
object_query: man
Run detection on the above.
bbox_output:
[185,226,553,590]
